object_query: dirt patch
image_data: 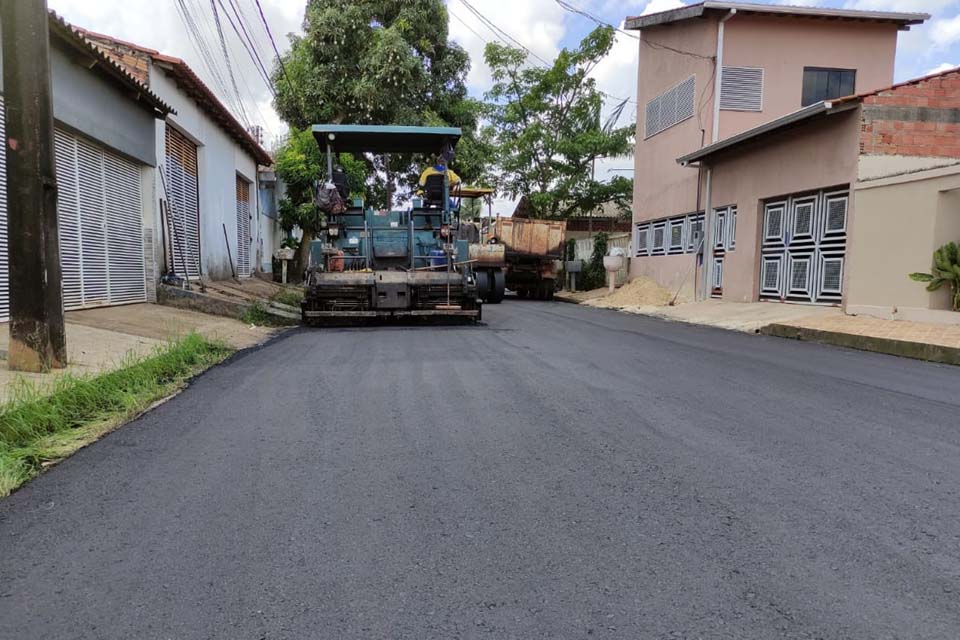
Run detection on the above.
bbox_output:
[582,277,677,309]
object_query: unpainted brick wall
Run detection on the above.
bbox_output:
[860,71,960,158]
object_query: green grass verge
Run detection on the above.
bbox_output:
[271,288,304,308]
[0,332,233,497]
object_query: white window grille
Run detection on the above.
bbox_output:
[720,66,764,112]
[645,76,695,138]
[668,217,685,254]
[652,222,666,255]
[635,224,650,256]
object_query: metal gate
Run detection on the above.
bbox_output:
[760,187,848,304]
[0,97,146,321]
[235,175,251,277]
[164,124,201,279]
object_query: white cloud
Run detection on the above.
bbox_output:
[926,61,959,74]
[844,0,956,11]
[48,0,303,147]
[448,0,566,91]
[640,0,686,16]
[931,14,960,47]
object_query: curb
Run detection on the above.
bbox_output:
[761,323,960,366]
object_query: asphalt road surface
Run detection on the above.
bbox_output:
[2,300,960,639]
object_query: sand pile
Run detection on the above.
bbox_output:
[583,276,675,309]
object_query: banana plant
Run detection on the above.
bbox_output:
[910,242,960,311]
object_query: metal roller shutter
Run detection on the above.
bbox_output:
[54,131,84,309]
[164,125,201,279]
[0,120,146,318]
[235,175,251,277]
[0,98,7,322]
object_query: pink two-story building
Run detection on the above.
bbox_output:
[627,2,928,305]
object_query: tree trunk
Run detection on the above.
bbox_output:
[295,229,315,283]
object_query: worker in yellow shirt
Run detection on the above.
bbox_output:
[418,156,461,194]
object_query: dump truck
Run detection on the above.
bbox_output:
[457,187,506,305]
[487,218,566,300]
[301,125,480,326]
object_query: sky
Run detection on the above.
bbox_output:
[47,0,960,214]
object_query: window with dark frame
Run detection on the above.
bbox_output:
[802,67,856,107]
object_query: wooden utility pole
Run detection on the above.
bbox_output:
[1,0,67,371]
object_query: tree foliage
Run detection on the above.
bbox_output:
[271,0,490,206]
[483,26,633,219]
[273,128,367,272]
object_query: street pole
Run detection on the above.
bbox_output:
[1,0,67,371]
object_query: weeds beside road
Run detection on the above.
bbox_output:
[0,333,231,496]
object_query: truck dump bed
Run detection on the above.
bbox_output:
[492,219,566,258]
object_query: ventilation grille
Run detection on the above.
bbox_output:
[763,260,780,291]
[720,66,764,111]
[645,76,695,138]
[826,197,847,233]
[794,202,814,236]
[822,258,843,292]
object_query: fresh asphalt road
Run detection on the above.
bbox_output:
[2,300,960,639]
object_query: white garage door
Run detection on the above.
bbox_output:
[0,98,146,322]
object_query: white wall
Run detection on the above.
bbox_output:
[150,66,260,281]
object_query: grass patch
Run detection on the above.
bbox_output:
[0,332,232,497]
[243,299,300,327]
[271,288,304,308]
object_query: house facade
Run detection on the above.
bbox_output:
[676,69,960,324]
[626,2,928,303]
[0,13,173,322]
[81,32,276,283]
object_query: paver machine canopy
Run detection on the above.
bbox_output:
[301,125,481,325]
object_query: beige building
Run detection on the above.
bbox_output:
[626,2,928,304]
[676,69,960,325]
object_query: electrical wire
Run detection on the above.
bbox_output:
[553,0,638,40]
[220,0,275,94]
[454,0,635,105]
[176,0,235,109]
[252,0,306,123]
[209,0,252,126]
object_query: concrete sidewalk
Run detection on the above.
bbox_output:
[556,290,841,333]
[0,304,277,402]
[557,287,960,364]
[764,313,960,365]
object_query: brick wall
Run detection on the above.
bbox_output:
[84,36,152,85]
[859,70,960,158]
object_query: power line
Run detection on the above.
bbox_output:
[449,7,489,44]
[553,0,638,40]
[252,0,306,123]
[209,0,251,127]
[220,0,275,95]
[455,0,636,106]
[176,0,242,115]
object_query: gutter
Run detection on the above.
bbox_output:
[712,9,737,144]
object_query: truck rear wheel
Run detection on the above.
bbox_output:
[488,269,505,304]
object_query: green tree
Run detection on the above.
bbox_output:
[483,26,633,219]
[910,241,960,311]
[271,0,489,204]
[274,128,367,274]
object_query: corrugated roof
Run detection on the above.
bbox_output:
[626,2,929,31]
[77,30,272,166]
[47,12,174,117]
[677,66,960,165]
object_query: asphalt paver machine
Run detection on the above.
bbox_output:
[301,125,481,326]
